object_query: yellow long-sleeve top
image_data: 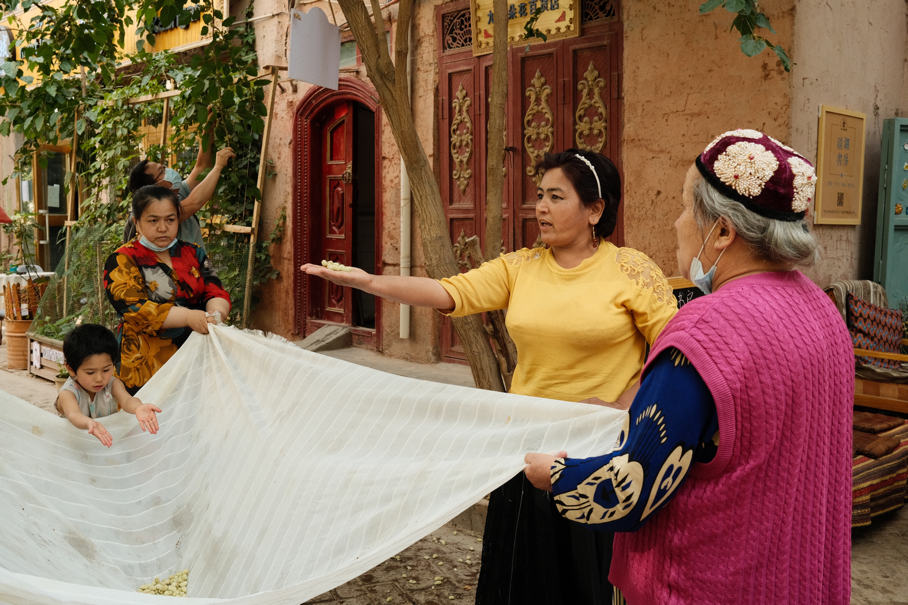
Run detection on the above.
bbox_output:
[439,242,678,402]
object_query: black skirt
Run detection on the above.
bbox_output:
[475,473,613,605]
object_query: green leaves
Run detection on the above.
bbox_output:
[698,0,723,13]
[722,0,747,12]
[772,44,791,71]
[0,0,277,327]
[698,0,790,71]
[740,35,766,56]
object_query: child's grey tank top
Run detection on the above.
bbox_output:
[58,377,118,418]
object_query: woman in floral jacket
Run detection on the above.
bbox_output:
[104,185,230,394]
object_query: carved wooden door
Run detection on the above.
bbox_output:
[437,4,622,361]
[510,24,622,248]
[318,101,355,324]
[438,21,493,360]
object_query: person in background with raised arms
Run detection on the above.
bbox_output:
[302,149,677,605]
[525,130,853,604]
[125,121,235,249]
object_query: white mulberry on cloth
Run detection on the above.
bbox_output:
[0,325,624,604]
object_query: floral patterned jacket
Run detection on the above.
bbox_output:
[104,240,230,393]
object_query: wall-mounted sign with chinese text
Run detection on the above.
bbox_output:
[815,105,866,225]
[470,0,579,56]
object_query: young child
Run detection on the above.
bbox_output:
[55,323,162,447]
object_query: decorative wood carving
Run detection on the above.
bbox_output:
[523,69,554,184]
[574,61,607,152]
[329,179,345,235]
[328,281,344,311]
[450,84,474,194]
[581,0,616,23]
[442,8,472,51]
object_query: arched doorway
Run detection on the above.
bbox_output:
[293,78,382,347]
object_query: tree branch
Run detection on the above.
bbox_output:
[394,0,412,98]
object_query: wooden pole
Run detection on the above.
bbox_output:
[241,66,278,327]
[61,108,79,317]
[63,68,88,317]
[160,96,170,148]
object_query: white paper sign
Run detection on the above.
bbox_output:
[47,184,60,209]
[30,341,41,370]
[288,7,340,90]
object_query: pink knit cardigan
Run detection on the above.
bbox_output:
[610,271,853,604]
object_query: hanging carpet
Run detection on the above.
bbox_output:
[0,325,625,604]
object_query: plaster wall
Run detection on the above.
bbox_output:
[620,0,793,277]
[376,0,446,362]
[249,78,306,337]
[235,0,299,337]
[789,0,908,288]
[0,135,20,256]
[250,0,442,361]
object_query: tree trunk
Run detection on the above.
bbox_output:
[337,0,504,391]
[484,0,508,261]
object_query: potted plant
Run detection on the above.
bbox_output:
[54,367,69,391]
[2,211,39,369]
[2,210,39,277]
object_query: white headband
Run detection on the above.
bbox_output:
[574,153,601,199]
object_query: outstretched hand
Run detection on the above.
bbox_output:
[300,263,371,289]
[135,404,162,434]
[523,450,567,491]
[87,419,113,448]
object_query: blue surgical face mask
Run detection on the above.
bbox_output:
[162,167,183,191]
[688,220,727,295]
[139,235,178,253]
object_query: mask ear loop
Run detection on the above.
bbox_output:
[694,219,720,261]
[695,219,728,275]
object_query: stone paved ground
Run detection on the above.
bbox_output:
[304,527,483,605]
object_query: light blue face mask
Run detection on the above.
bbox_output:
[162,167,183,192]
[688,220,727,295]
[139,235,178,253]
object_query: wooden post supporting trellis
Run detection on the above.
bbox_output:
[241,65,279,328]
[61,107,80,317]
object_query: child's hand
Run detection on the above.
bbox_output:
[87,420,113,448]
[135,404,162,434]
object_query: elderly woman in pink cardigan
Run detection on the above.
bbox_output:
[525,130,853,604]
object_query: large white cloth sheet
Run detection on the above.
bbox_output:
[0,325,625,603]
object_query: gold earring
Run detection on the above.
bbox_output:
[591,225,599,248]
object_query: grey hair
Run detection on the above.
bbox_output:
[692,177,819,266]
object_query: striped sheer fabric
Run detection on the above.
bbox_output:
[0,326,625,604]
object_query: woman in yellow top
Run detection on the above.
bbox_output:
[301,149,677,605]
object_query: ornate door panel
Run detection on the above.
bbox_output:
[319,102,355,324]
[510,48,559,250]
[438,42,488,360]
[439,57,481,248]
[562,24,623,243]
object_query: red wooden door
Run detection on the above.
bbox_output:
[438,38,492,360]
[436,5,622,361]
[319,101,355,324]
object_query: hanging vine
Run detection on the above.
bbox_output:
[0,0,281,337]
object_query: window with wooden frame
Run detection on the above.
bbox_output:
[28,145,73,272]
